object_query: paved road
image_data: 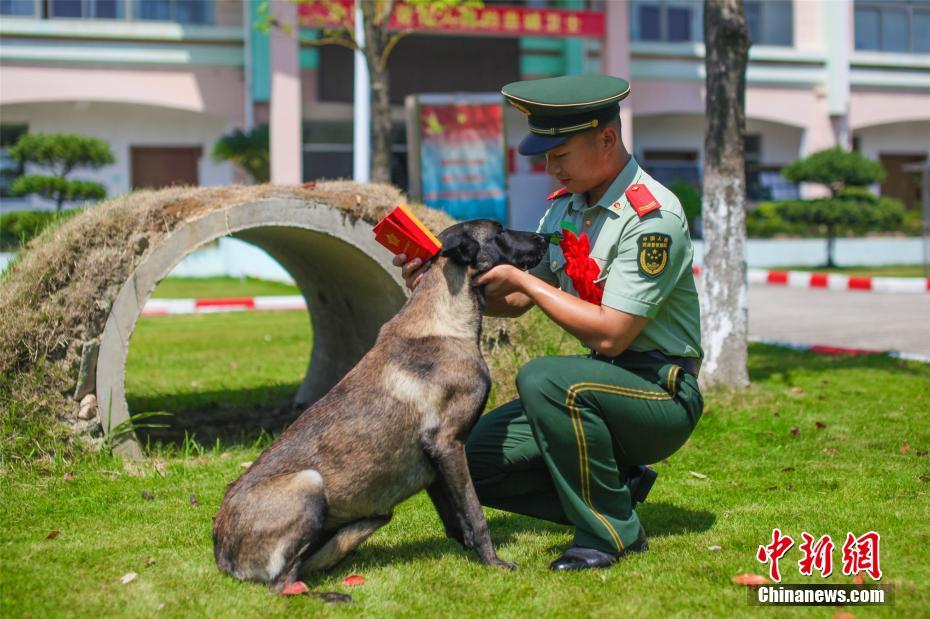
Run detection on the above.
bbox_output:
[747,284,930,356]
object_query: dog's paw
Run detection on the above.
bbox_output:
[488,557,518,571]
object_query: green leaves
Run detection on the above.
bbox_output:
[6,132,114,210]
[211,125,270,183]
[9,133,114,174]
[781,148,886,193]
[11,176,106,203]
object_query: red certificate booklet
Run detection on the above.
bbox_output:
[373,204,442,262]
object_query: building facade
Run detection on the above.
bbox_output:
[1,0,928,227]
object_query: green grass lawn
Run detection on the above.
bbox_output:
[150,277,300,299]
[2,306,929,617]
[124,310,311,445]
[776,264,928,278]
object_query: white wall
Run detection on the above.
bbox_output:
[855,121,930,164]
[633,114,705,164]
[0,101,234,212]
[746,118,804,165]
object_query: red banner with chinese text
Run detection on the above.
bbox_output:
[298,1,605,38]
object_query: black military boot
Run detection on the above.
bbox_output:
[549,526,649,571]
[627,465,658,506]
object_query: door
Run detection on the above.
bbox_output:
[879,153,925,210]
[131,146,202,189]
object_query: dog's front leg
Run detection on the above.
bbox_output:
[426,478,466,547]
[423,436,516,570]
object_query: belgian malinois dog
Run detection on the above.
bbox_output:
[213,219,549,592]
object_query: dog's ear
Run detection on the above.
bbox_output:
[440,235,480,266]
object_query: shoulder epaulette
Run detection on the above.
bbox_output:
[625,184,661,218]
[547,186,570,201]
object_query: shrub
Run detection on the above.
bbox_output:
[9,133,114,211]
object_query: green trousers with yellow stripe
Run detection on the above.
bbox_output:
[465,354,703,553]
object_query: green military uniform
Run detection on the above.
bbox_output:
[465,75,704,557]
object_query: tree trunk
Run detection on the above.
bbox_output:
[825,227,836,268]
[362,2,393,184]
[699,0,751,388]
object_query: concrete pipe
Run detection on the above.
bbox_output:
[96,197,408,457]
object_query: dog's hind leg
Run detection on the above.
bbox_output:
[300,514,391,574]
[216,469,328,592]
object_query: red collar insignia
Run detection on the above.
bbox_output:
[547,186,570,201]
[625,184,661,217]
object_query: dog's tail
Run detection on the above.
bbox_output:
[213,469,327,586]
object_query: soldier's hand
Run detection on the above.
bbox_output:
[393,253,427,291]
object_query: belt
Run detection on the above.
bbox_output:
[589,349,702,378]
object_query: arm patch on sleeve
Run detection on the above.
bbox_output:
[637,233,671,278]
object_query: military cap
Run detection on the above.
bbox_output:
[501,74,630,156]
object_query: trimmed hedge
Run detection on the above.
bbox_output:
[0,210,81,252]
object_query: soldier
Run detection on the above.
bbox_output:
[395,74,704,571]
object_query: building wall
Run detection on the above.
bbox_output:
[0,101,234,211]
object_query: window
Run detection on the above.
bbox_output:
[0,0,35,16]
[744,0,793,46]
[744,134,800,201]
[48,0,123,19]
[1,0,212,23]
[136,0,212,24]
[301,122,409,191]
[631,1,703,43]
[641,149,701,186]
[0,124,28,199]
[855,1,930,53]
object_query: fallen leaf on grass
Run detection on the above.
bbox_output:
[240,462,253,469]
[280,581,309,595]
[815,421,827,430]
[731,573,769,586]
[689,471,708,479]
[189,494,199,507]
[782,467,795,473]
[854,573,864,585]
[708,545,722,552]
[120,572,138,585]
[63,472,74,481]
[156,602,165,611]
[900,442,910,454]
[790,426,800,436]
[833,612,855,619]
[144,556,156,567]
[141,491,154,501]
[152,460,167,476]
[314,592,354,604]
[341,574,366,586]
[788,387,805,395]
[46,530,60,540]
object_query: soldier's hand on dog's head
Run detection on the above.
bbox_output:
[393,254,427,291]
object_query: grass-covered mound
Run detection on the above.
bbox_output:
[0,182,468,466]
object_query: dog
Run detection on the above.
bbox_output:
[212,219,549,592]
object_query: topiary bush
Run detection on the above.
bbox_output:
[9,133,114,211]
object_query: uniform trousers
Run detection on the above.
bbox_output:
[465,353,703,553]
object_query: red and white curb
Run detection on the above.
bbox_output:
[142,295,306,316]
[141,267,928,317]
[694,266,929,294]
[750,338,930,364]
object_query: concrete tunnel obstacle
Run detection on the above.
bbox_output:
[97,196,413,457]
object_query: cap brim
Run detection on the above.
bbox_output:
[518,132,570,156]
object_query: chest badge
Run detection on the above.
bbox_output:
[637,233,671,278]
